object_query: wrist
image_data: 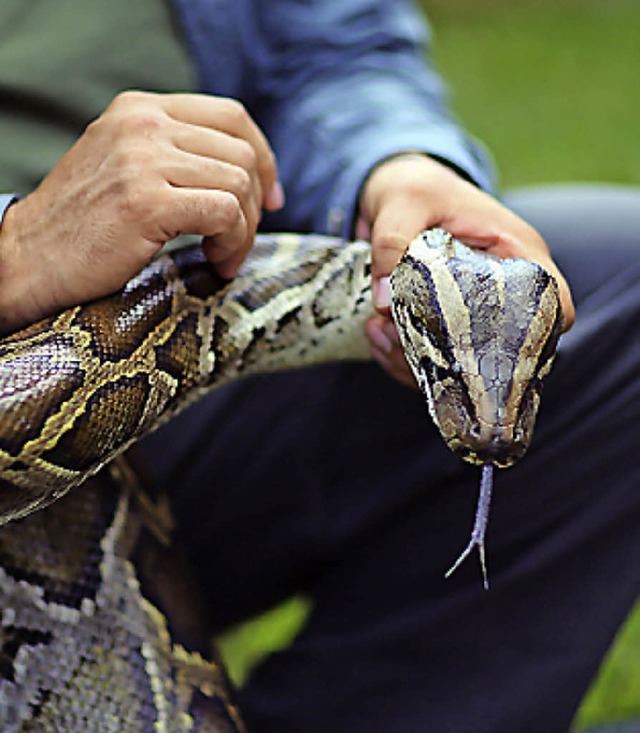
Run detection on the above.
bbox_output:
[365,152,460,192]
[0,200,47,334]
[359,153,461,225]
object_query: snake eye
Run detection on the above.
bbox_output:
[430,362,452,382]
[427,359,464,384]
[407,304,448,345]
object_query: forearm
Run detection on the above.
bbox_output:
[0,194,31,334]
[255,0,494,236]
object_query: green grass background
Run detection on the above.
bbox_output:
[219,1,640,728]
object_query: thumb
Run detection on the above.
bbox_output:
[369,200,433,312]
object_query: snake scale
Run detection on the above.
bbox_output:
[0,229,563,731]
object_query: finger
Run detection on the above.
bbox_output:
[369,194,435,311]
[202,234,251,280]
[162,95,281,210]
[365,316,418,389]
[370,346,417,389]
[370,193,436,278]
[355,215,371,241]
[442,199,576,329]
[365,314,393,355]
[381,316,416,385]
[163,151,261,242]
[205,228,255,280]
[171,125,265,213]
[159,187,249,276]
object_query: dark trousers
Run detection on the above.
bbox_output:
[141,185,640,733]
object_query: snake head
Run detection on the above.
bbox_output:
[391,229,564,468]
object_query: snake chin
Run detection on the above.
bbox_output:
[424,379,534,468]
[449,435,525,469]
[443,416,528,468]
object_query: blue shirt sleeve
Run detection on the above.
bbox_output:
[0,194,19,224]
[253,0,495,237]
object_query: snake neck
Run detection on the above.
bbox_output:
[0,235,376,520]
[207,236,374,385]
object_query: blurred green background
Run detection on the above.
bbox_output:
[220,1,640,729]
[424,0,640,189]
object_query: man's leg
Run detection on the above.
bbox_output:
[141,185,640,732]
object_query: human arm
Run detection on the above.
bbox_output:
[0,92,283,334]
[250,0,573,382]
[255,0,493,237]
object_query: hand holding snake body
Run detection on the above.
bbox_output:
[0,100,568,587]
[0,227,563,592]
[0,91,284,335]
[358,154,574,386]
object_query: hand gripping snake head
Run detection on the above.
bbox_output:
[391,229,564,468]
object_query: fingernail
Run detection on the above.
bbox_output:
[373,276,391,310]
[367,322,393,354]
[355,217,371,241]
[266,180,285,211]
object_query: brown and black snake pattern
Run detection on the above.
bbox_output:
[0,230,563,730]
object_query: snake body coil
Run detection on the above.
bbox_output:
[0,234,373,524]
[0,230,562,730]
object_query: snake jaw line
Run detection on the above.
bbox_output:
[445,463,494,590]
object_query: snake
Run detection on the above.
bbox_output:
[0,228,563,730]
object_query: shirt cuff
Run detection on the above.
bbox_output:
[0,194,20,224]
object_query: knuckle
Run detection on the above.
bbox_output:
[230,167,253,199]
[235,139,258,172]
[105,93,165,140]
[221,97,249,124]
[116,111,163,139]
[84,116,102,139]
[400,180,432,204]
[376,231,412,258]
[88,94,164,144]
[116,178,155,222]
[215,192,242,228]
[109,90,151,112]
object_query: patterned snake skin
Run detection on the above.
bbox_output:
[0,230,563,730]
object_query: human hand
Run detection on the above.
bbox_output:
[0,91,283,333]
[356,154,575,387]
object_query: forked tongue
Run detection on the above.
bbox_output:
[445,463,494,590]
